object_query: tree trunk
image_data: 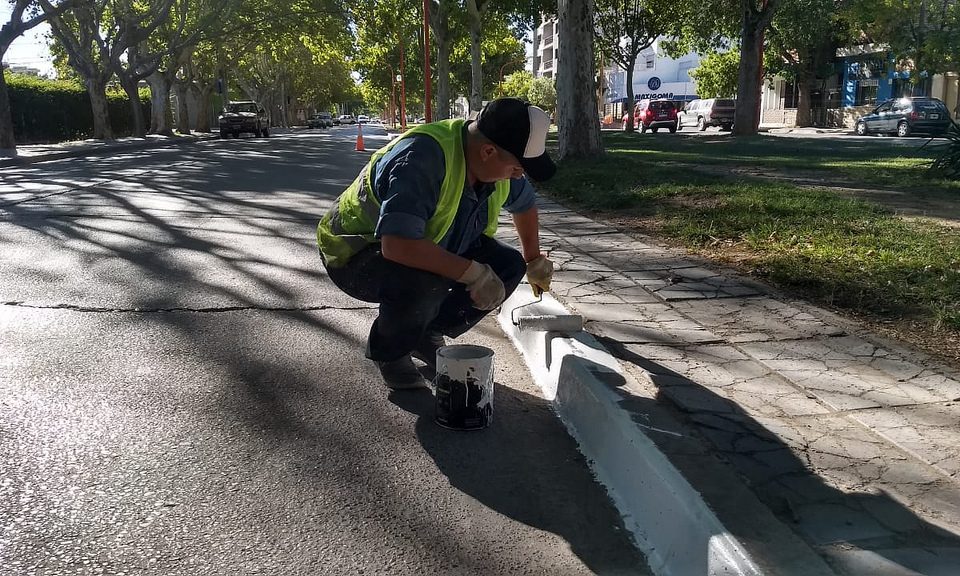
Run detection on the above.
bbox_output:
[624,61,636,132]
[430,0,451,120]
[119,76,147,137]
[0,61,17,155]
[954,76,960,120]
[175,79,190,134]
[794,76,813,127]
[86,76,114,140]
[733,1,780,136]
[279,81,287,128]
[733,18,762,136]
[192,81,215,132]
[467,13,483,113]
[436,39,451,119]
[556,0,603,160]
[147,71,174,135]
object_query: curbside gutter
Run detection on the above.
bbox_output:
[497,289,764,576]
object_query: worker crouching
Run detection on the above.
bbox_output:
[317,97,556,389]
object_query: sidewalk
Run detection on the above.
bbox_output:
[496,200,960,575]
[0,132,220,168]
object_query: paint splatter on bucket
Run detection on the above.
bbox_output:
[434,344,494,430]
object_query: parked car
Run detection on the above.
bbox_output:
[854,97,952,137]
[356,114,370,124]
[339,114,356,125]
[678,98,736,131]
[308,112,333,128]
[623,99,678,133]
[218,101,269,138]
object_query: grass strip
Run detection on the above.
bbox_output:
[541,137,960,331]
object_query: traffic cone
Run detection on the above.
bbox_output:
[355,122,365,152]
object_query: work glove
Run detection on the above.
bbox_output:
[526,255,554,297]
[458,261,505,310]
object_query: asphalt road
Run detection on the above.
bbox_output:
[0,126,650,575]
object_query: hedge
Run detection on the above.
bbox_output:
[6,72,151,144]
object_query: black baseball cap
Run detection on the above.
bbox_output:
[476,98,556,182]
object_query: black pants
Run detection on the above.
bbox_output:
[323,235,526,362]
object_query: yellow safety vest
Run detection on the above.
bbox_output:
[317,120,510,268]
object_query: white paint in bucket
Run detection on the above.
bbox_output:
[434,344,495,430]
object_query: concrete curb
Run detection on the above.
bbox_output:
[0,133,219,168]
[497,289,765,576]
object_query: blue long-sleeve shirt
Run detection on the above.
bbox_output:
[370,127,537,256]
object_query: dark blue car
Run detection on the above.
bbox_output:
[854,97,952,137]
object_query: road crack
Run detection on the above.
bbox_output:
[1,301,376,314]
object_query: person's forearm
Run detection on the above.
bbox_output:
[512,207,541,262]
[380,235,472,280]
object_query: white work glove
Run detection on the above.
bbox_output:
[458,261,505,310]
[526,255,554,297]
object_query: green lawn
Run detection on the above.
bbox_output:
[599,131,960,192]
[540,133,960,332]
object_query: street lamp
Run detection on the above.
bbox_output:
[395,74,402,127]
[387,63,400,128]
[498,57,526,96]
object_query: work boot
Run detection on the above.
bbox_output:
[411,331,445,370]
[374,355,426,389]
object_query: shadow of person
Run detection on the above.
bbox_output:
[388,384,650,575]
[595,336,960,576]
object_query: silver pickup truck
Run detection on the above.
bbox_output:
[218,101,269,138]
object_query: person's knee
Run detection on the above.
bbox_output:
[464,238,528,296]
[503,249,526,284]
[380,265,451,310]
[490,248,526,296]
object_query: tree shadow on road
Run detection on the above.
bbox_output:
[388,383,650,575]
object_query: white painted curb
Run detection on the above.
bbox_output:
[498,288,762,576]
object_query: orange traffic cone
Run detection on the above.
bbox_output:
[355,122,365,152]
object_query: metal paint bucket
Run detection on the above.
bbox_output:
[434,345,494,430]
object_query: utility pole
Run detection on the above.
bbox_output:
[423,0,432,122]
[400,39,408,130]
[389,64,398,128]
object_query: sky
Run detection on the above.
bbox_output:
[1,5,56,77]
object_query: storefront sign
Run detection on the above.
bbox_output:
[632,80,696,101]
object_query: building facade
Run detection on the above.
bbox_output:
[531,18,960,130]
[532,17,559,79]
[600,39,700,124]
[602,41,700,104]
[531,19,702,123]
[760,45,960,128]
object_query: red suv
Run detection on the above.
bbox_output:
[623,99,678,133]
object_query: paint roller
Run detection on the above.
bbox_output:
[509,293,585,333]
